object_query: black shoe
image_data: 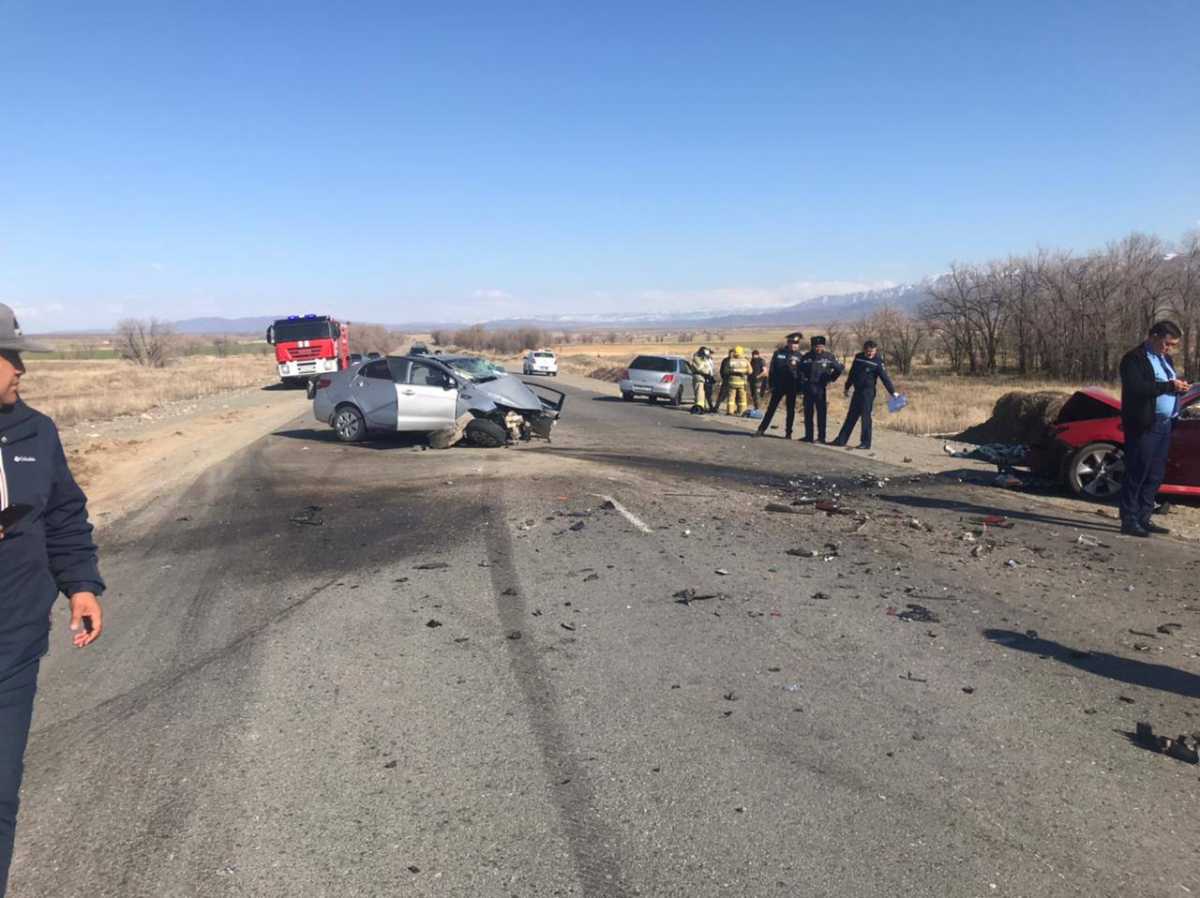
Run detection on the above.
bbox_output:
[784,432,793,440]
[752,431,765,438]
[1142,521,1171,535]
[830,440,847,447]
[800,437,814,443]
[856,444,871,450]
[1121,521,1151,538]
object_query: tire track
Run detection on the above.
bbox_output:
[483,485,635,898]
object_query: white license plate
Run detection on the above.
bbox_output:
[633,385,651,392]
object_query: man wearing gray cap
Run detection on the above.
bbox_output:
[0,303,105,896]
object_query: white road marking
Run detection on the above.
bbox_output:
[591,493,654,534]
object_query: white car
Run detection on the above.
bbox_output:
[523,350,558,376]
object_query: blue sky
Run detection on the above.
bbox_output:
[2,0,1197,329]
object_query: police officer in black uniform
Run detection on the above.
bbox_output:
[798,335,845,443]
[754,332,804,439]
[831,340,898,449]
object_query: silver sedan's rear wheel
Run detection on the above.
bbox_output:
[332,405,366,442]
[1067,441,1124,498]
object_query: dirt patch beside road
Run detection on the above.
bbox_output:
[59,386,309,530]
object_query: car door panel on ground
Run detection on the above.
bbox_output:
[353,359,398,429]
[398,360,458,430]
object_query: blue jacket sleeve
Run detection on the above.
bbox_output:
[844,358,861,392]
[43,422,105,597]
[878,363,896,396]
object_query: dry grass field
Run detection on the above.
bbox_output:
[19,355,279,427]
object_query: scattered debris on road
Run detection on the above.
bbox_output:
[765,502,814,515]
[425,619,442,628]
[1134,722,1200,764]
[888,604,940,623]
[289,505,324,526]
[673,588,723,606]
[414,562,451,571]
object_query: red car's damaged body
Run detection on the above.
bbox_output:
[1030,386,1200,499]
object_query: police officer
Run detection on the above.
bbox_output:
[754,332,804,438]
[831,340,898,450]
[725,346,751,415]
[798,335,845,443]
[690,346,715,412]
[0,304,105,896]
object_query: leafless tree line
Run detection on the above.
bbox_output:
[436,325,553,355]
[918,231,1200,381]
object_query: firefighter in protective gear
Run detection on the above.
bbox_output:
[725,346,751,415]
[691,347,715,411]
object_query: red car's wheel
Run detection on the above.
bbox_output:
[1066,441,1125,499]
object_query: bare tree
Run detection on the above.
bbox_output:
[869,307,925,375]
[349,324,396,355]
[115,318,177,368]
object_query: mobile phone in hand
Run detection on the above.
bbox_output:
[0,503,33,531]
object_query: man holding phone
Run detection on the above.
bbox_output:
[0,303,104,896]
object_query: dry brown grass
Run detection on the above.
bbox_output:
[19,355,278,427]
[875,374,1117,437]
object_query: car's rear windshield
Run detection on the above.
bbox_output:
[533,352,555,358]
[630,355,674,372]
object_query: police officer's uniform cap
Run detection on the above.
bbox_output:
[811,335,826,347]
[785,332,803,342]
[0,303,51,352]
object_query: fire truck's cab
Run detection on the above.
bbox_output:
[266,314,350,387]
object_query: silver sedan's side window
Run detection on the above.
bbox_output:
[387,358,411,383]
[410,362,449,387]
[359,360,390,379]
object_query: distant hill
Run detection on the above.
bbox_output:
[479,283,932,330]
[173,316,281,335]
[165,283,933,335]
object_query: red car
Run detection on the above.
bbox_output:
[1034,386,1200,499]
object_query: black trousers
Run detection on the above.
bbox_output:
[1119,417,1172,525]
[834,389,875,447]
[802,387,829,441]
[0,660,39,897]
[758,388,798,436]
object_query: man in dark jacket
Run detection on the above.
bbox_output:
[831,340,898,450]
[748,350,766,410]
[754,332,804,438]
[0,304,104,896]
[1118,320,1189,537]
[798,336,845,443]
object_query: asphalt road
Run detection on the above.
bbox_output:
[13,380,1200,897]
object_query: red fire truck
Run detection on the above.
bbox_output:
[265,314,351,387]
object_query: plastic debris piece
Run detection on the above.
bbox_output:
[897,604,939,623]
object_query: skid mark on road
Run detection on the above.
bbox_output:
[483,489,634,898]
